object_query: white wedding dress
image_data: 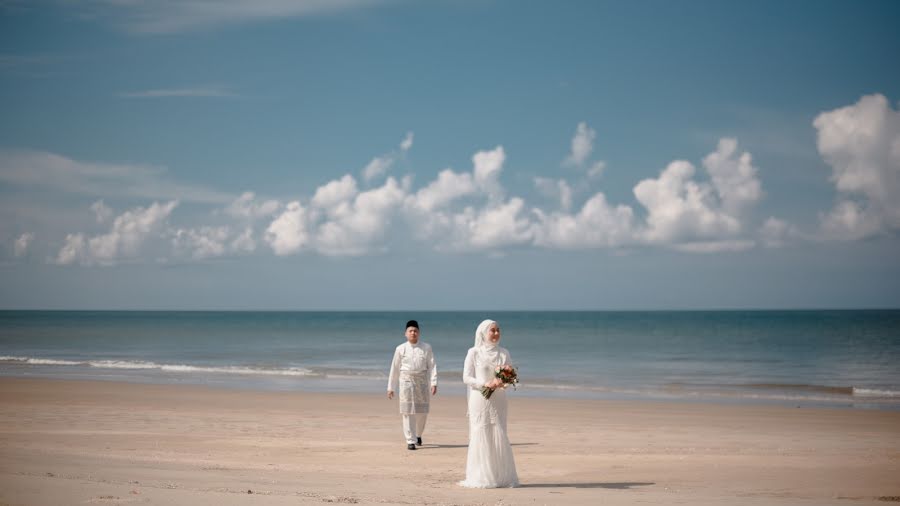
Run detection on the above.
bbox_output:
[459,345,519,488]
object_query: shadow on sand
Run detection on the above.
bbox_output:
[518,482,654,490]
[419,442,538,450]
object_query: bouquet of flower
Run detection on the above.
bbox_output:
[481,364,519,399]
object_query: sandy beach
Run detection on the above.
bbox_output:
[0,377,898,505]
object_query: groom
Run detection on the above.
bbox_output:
[387,320,438,450]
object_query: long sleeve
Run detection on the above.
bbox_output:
[387,345,401,392]
[427,345,438,387]
[462,348,482,390]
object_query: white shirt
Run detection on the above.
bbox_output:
[387,341,438,392]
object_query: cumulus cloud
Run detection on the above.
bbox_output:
[563,122,596,167]
[702,138,762,213]
[634,160,740,244]
[263,175,408,256]
[813,93,900,240]
[439,198,533,252]
[265,202,309,256]
[172,226,230,260]
[472,145,506,202]
[409,169,475,212]
[314,177,406,256]
[56,233,86,266]
[311,174,358,213]
[532,193,636,249]
[14,232,33,257]
[55,201,178,265]
[632,139,762,247]
[361,132,415,183]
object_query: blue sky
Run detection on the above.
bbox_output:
[1,0,899,310]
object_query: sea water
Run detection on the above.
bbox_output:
[1,310,898,410]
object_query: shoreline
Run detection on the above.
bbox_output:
[2,367,898,412]
[2,376,899,505]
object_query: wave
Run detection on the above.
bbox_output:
[0,355,318,378]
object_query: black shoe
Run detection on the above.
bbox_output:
[416,437,422,446]
[407,443,417,450]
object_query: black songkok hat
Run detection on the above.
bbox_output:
[406,320,419,330]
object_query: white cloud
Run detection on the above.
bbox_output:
[813,93,900,239]
[171,224,258,260]
[563,122,596,167]
[408,169,475,212]
[89,0,388,34]
[172,226,230,260]
[119,86,237,98]
[361,156,393,183]
[400,132,414,152]
[443,198,533,252]
[0,150,233,204]
[55,233,86,266]
[265,201,310,256]
[472,145,506,201]
[54,201,178,265]
[311,174,358,212]
[633,160,741,245]
[631,139,762,248]
[314,177,407,256]
[14,232,34,257]
[702,137,762,213]
[360,132,415,183]
[225,192,280,220]
[91,200,113,224]
[532,193,636,249]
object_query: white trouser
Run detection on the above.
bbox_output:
[402,413,428,444]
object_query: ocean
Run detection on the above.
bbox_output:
[1,310,899,410]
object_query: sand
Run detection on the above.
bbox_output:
[0,377,898,505]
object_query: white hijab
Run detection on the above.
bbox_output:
[474,318,501,364]
[467,318,499,410]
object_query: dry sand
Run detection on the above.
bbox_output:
[1,377,898,505]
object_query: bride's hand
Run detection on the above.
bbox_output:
[485,378,502,390]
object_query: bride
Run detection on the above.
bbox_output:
[459,319,519,488]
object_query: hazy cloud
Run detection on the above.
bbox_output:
[400,132,414,152]
[119,86,237,98]
[90,200,114,224]
[0,150,233,204]
[13,232,33,257]
[84,0,388,34]
[224,192,280,221]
